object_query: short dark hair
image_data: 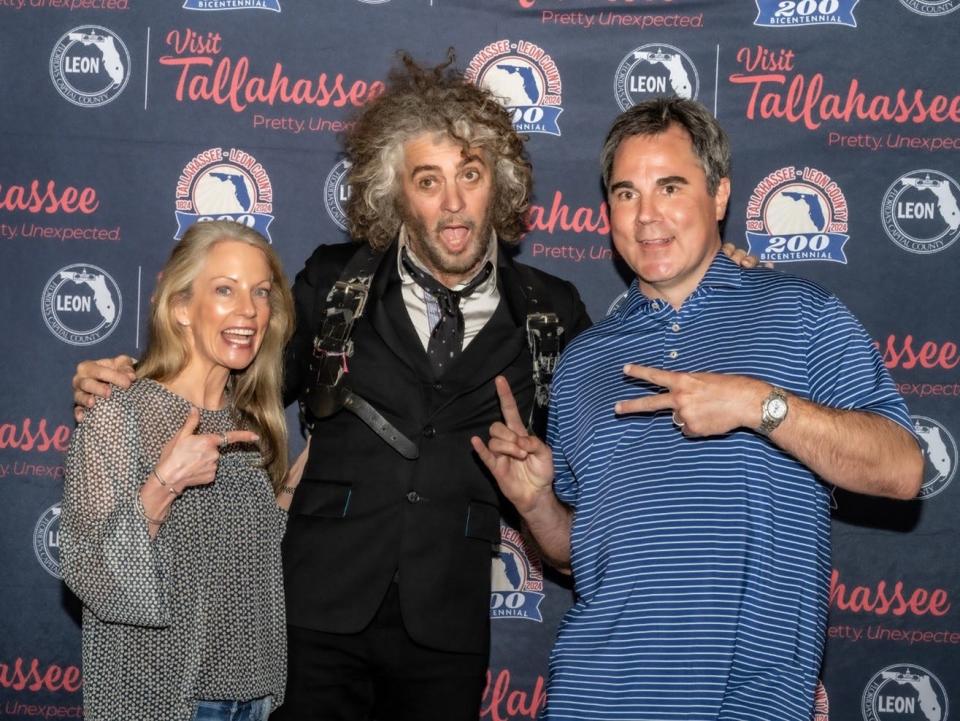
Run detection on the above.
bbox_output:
[600,97,731,196]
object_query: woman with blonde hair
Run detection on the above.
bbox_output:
[60,220,297,721]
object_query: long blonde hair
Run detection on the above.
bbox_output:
[136,220,295,490]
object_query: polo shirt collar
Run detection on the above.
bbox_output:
[618,250,743,318]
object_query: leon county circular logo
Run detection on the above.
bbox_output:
[490,523,545,622]
[862,664,948,721]
[49,26,130,108]
[466,39,564,137]
[913,415,957,500]
[33,503,62,579]
[745,165,850,264]
[614,43,699,111]
[41,263,122,346]
[174,147,275,241]
[882,170,960,254]
[898,0,960,16]
[323,159,352,232]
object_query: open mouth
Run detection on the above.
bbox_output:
[439,224,472,252]
[437,219,473,253]
[222,327,256,347]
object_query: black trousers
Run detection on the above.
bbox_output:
[274,582,488,721]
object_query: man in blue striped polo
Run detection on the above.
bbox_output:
[472,97,924,721]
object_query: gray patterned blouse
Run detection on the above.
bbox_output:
[60,379,287,721]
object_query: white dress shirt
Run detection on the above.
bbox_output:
[397,226,501,351]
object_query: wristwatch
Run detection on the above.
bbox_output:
[758,386,788,435]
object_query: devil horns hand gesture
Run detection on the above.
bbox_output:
[470,376,555,516]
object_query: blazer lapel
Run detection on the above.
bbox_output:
[365,242,433,378]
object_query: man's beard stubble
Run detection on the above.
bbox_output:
[399,197,496,286]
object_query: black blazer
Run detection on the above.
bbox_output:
[282,240,591,654]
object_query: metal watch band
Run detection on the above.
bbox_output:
[758,386,788,435]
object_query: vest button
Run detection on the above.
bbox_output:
[423,425,436,439]
[406,491,421,504]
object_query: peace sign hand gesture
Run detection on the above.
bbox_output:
[615,364,768,437]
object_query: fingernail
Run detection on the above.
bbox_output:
[623,364,631,373]
[614,402,622,414]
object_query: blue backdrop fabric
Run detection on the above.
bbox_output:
[1,2,958,720]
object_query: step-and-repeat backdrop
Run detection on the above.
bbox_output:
[1,1,958,719]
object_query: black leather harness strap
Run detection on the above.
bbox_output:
[341,389,419,459]
[302,245,420,459]
[303,244,568,455]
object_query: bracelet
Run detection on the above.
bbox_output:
[279,485,297,496]
[135,491,168,526]
[153,468,180,496]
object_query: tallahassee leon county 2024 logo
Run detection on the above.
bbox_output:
[754,0,860,27]
[41,263,121,346]
[862,664,948,721]
[183,0,281,10]
[882,170,960,255]
[34,503,62,579]
[323,159,352,232]
[898,0,960,16]
[49,26,130,108]
[174,148,275,241]
[913,415,957,500]
[615,43,699,111]
[491,523,545,622]
[745,166,849,264]
[466,40,563,137]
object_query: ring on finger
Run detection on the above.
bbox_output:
[218,431,228,447]
[672,412,685,428]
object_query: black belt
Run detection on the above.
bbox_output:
[340,387,419,460]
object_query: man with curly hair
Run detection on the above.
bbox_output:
[271,51,592,720]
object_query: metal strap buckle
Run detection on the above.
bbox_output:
[306,279,371,419]
[526,312,562,409]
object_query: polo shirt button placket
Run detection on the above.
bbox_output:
[666,313,681,367]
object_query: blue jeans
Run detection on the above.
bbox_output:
[190,697,271,721]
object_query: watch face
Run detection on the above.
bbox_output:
[768,398,787,419]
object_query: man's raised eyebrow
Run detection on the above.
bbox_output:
[410,163,440,177]
[459,152,486,168]
[609,180,636,193]
[409,154,486,178]
[657,175,689,186]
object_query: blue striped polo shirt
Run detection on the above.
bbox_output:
[544,253,913,721]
